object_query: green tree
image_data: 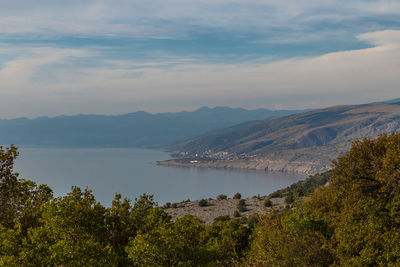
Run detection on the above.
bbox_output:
[126,215,206,266]
[20,187,117,266]
[202,219,251,264]
[248,134,400,266]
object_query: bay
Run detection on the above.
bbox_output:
[14,147,304,206]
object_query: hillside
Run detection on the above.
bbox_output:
[0,107,302,148]
[161,102,400,174]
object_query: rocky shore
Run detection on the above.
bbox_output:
[157,157,330,175]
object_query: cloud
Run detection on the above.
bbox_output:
[0,0,399,39]
[0,30,399,117]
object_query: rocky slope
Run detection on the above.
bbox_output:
[160,102,400,174]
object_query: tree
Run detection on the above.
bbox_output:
[248,134,400,266]
[19,187,117,266]
[307,133,400,265]
[0,145,53,231]
[126,215,206,266]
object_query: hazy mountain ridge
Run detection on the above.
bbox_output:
[163,102,400,174]
[0,107,303,148]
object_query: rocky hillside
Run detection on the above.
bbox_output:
[162,102,400,174]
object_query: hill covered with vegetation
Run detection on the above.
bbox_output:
[2,133,400,265]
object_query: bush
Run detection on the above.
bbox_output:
[198,199,208,207]
[264,198,272,207]
[233,193,242,199]
[236,200,246,212]
[247,214,259,229]
[213,215,231,223]
[237,205,246,212]
[217,194,227,200]
[163,202,171,208]
[233,210,241,217]
[293,188,304,198]
[285,194,295,205]
[171,203,178,208]
[268,191,282,198]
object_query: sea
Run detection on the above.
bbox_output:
[14,147,304,206]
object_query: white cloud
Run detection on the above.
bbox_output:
[0,0,398,38]
[0,30,399,117]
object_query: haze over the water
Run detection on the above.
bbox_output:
[0,0,399,118]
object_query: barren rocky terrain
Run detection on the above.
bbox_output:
[164,197,286,225]
[160,102,400,175]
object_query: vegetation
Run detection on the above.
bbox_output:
[217,194,227,200]
[233,210,241,217]
[248,133,400,266]
[268,171,331,199]
[213,215,230,223]
[3,133,400,265]
[263,198,272,207]
[233,192,241,199]
[198,199,208,207]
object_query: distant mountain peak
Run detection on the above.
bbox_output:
[383,98,400,105]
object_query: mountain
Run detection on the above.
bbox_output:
[0,107,303,148]
[384,98,400,104]
[161,102,400,174]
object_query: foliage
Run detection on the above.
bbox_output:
[201,219,251,264]
[248,134,400,266]
[217,194,228,200]
[237,199,247,212]
[246,214,260,229]
[233,192,242,199]
[285,194,295,205]
[264,198,272,207]
[198,199,208,207]
[268,171,331,198]
[214,215,231,223]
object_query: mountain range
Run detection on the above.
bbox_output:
[161,101,400,174]
[0,107,302,148]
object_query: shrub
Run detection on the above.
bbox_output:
[268,191,282,198]
[198,199,208,207]
[233,210,241,217]
[233,193,242,199]
[285,194,295,205]
[217,194,227,200]
[171,203,178,208]
[247,214,259,229]
[293,188,304,198]
[264,198,272,207]
[213,215,231,223]
[164,202,171,208]
[237,205,246,212]
[237,200,247,212]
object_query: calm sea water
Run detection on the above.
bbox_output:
[14,147,304,206]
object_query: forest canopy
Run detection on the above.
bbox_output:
[1,133,400,266]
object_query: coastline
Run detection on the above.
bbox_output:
[157,157,330,176]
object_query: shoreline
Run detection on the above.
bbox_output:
[157,158,330,176]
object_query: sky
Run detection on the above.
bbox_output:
[0,0,399,118]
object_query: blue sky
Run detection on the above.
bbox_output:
[0,0,399,118]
